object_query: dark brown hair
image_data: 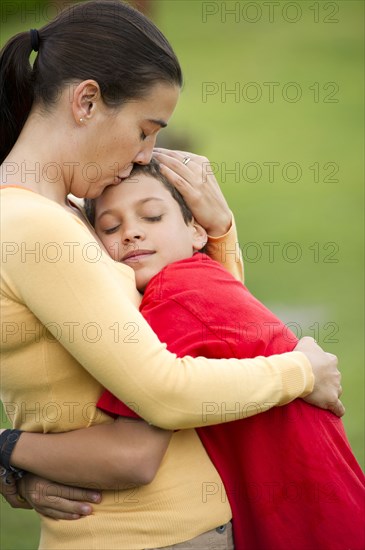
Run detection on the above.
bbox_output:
[85,159,193,227]
[0,0,182,163]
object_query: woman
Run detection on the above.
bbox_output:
[0,1,343,548]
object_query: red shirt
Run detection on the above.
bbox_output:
[98,253,365,550]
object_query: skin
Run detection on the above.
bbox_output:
[4,182,344,520]
[2,81,180,203]
[0,76,344,519]
[8,176,208,511]
[94,173,207,291]
[10,418,172,488]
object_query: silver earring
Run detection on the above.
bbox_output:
[79,118,84,123]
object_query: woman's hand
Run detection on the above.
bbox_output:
[153,148,231,236]
[17,474,101,520]
[0,470,33,510]
[295,337,345,417]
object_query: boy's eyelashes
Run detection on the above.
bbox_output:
[100,215,164,234]
[104,225,120,235]
[143,215,162,222]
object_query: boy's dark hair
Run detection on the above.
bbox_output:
[0,0,182,163]
[85,158,194,227]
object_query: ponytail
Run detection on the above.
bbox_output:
[0,1,182,166]
[0,31,35,163]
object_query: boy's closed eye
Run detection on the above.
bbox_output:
[143,215,163,222]
[101,214,163,234]
[104,225,121,235]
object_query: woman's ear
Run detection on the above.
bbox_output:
[71,80,102,125]
[191,222,208,251]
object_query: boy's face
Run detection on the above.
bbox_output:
[94,173,206,291]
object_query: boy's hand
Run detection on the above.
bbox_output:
[153,148,231,237]
[295,337,345,417]
[16,474,101,520]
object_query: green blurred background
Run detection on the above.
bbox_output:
[1,0,364,547]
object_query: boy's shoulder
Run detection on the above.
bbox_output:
[165,251,233,276]
[142,253,242,305]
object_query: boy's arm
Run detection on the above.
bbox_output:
[8,419,172,489]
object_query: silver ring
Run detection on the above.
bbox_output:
[182,156,191,165]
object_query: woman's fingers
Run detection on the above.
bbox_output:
[20,474,101,502]
[0,473,33,509]
[328,399,345,418]
[153,151,198,185]
[31,499,92,520]
[18,474,100,519]
[154,148,197,160]
[297,337,345,417]
[153,149,232,236]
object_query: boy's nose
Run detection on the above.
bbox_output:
[122,227,145,243]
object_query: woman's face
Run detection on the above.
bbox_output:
[70,82,180,199]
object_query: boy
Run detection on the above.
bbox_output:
[86,160,364,550]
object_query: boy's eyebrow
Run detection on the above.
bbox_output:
[97,197,165,219]
[139,197,165,204]
[148,118,167,128]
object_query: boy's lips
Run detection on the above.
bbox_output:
[121,249,155,262]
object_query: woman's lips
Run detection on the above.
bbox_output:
[113,167,133,184]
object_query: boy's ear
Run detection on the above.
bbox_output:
[191,222,208,251]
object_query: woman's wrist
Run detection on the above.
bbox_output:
[205,211,232,238]
[0,429,27,483]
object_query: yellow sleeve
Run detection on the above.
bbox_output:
[205,214,244,282]
[1,193,313,430]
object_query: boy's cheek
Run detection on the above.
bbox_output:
[102,238,121,261]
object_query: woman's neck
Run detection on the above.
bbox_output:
[1,109,73,207]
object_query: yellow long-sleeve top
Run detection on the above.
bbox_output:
[0,187,314,549]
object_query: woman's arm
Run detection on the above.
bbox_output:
[154,149,244,282]
[1,419,171,520]
[1,191,342,430]
[8,419,172,488]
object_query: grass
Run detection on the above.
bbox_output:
[1,1,364,548]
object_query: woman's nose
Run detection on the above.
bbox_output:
[133,138,155,165]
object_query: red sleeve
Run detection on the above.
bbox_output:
[97,255,297,418]
[97,389,140,419]
[96,296,234,417]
